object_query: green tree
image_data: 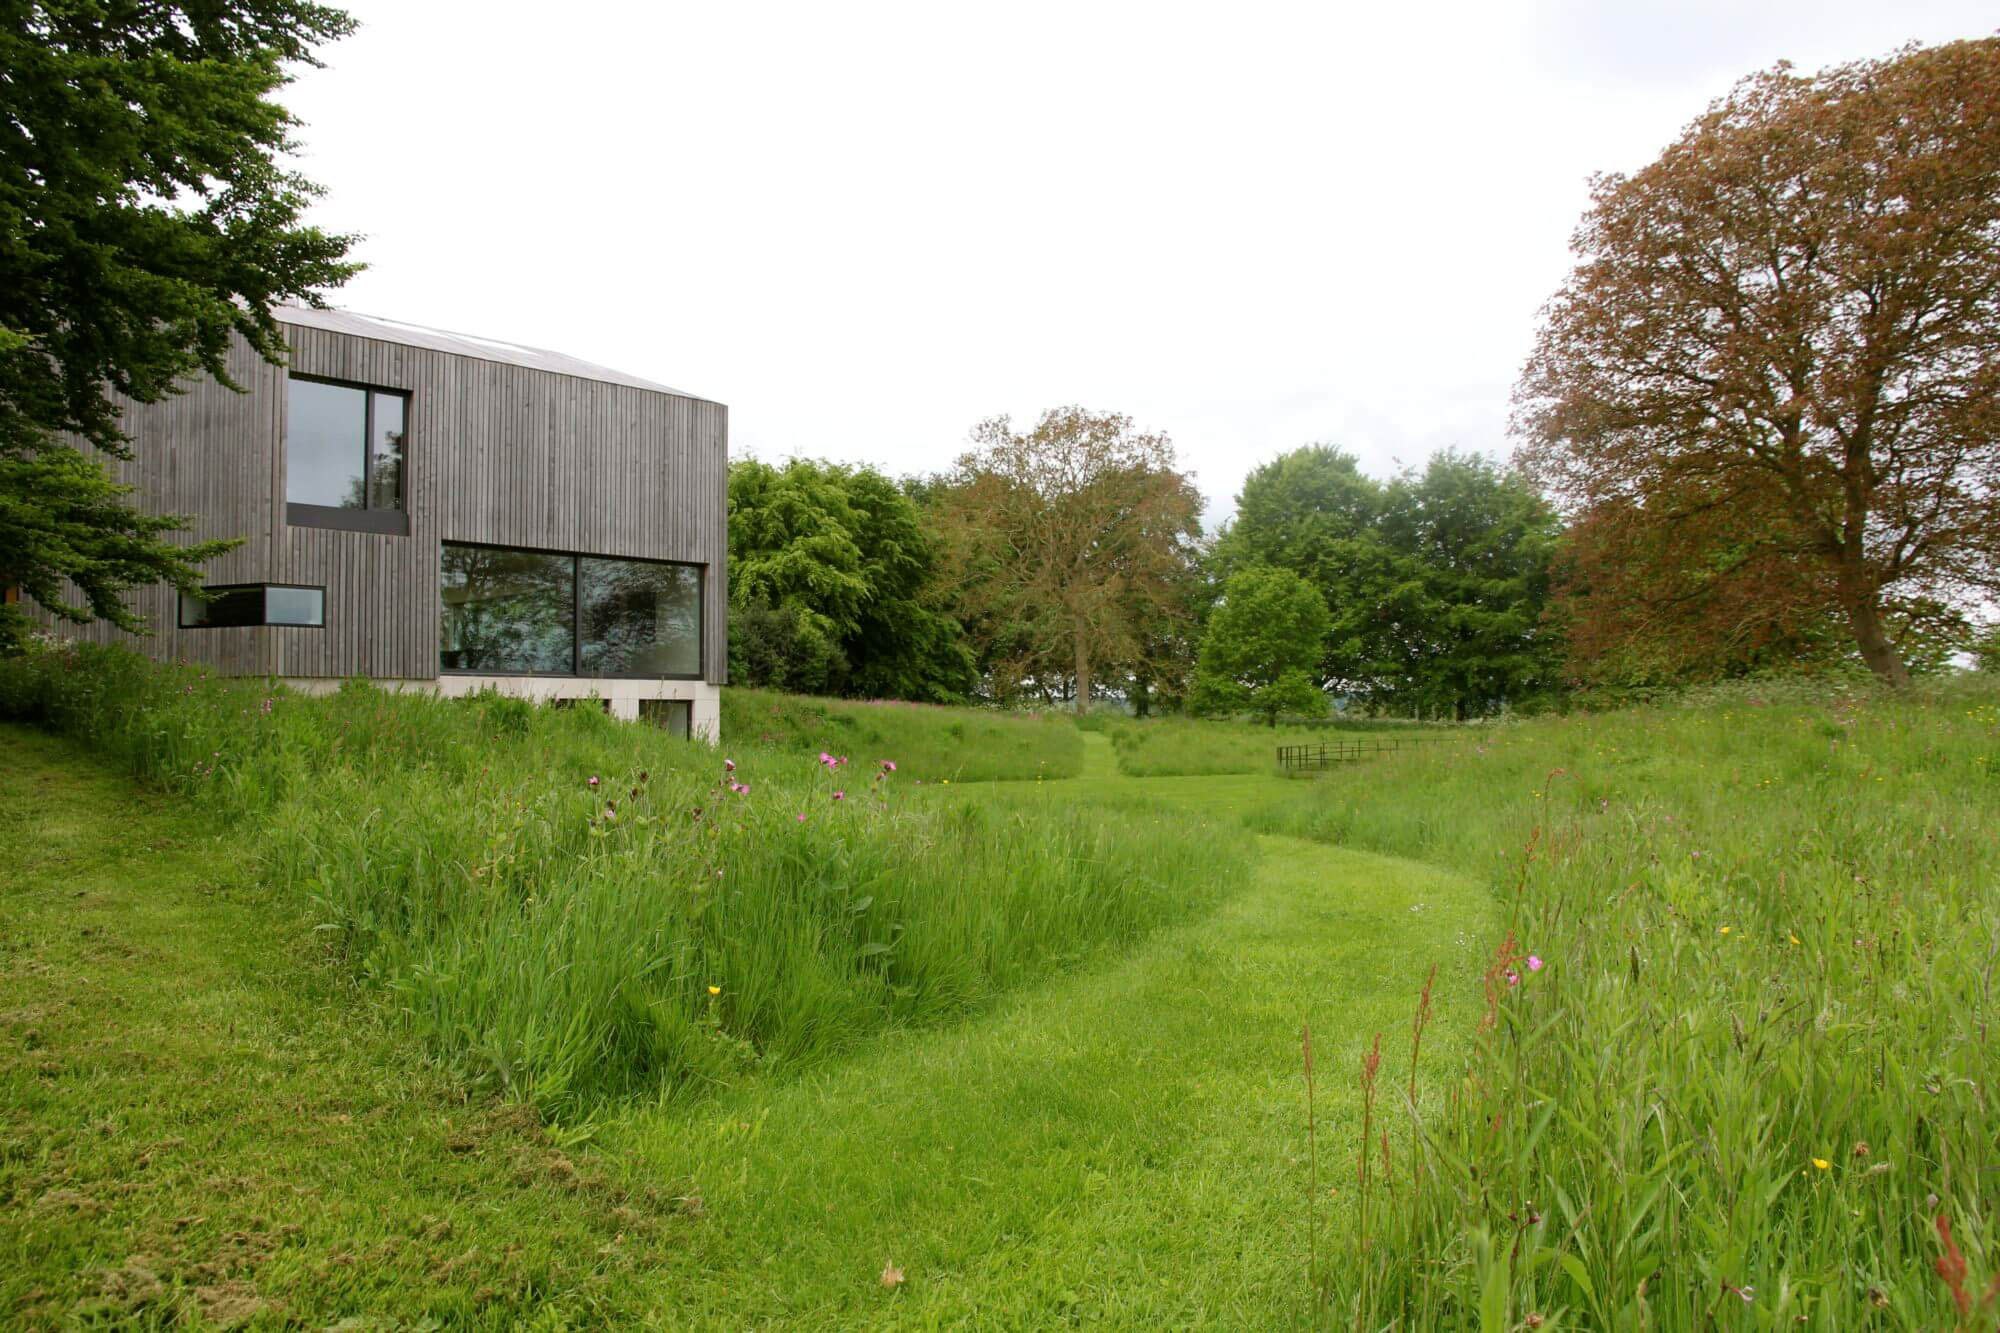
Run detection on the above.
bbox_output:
[726,459,974,701]
[1191,566,1331,726]
[1211,445,1392,694]
[1215,445,1561,715]
[1516,38,2000,687]
[1376,452,1563,719]
[1,0,361,650]
[938,407,1203,711]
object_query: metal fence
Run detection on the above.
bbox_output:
[1276,736,1448,771]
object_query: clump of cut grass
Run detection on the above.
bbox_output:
[722,686,1083,782]
[1251,678,2000,1326]
[0,646,1242,1119]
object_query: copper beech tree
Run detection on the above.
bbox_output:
[1516,38,2000,685]
[936,407,1202,710]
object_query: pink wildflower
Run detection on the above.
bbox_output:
[1505,969,1520,987]
[1527,955,1544,972]
[725,758,736,772]
[832,790,845,801]
[881,760,897,772]
[818,751,834,767]
[587,775,599,789]
[796,813,807,822]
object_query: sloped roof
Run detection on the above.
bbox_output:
[275,304,700,399]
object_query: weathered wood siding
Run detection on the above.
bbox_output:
[50,320,729,683]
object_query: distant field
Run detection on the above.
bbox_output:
[723,687,1083,782]
[1095,712,1458,776]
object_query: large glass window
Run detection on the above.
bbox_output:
[439,546,575,673]
[287,376,408,526]
[580,558,702,677]
[440,544,702,677]
[179,584,325,628]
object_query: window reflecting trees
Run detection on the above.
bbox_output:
[440,544,702,676]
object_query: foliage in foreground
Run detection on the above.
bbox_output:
[0,0,361,650]
[721,685,1083,782]
[1249,676,2000,1326]
[0,646,1235,1119]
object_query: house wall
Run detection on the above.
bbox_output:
[46,320,729,693]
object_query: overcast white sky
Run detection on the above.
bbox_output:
[283,1,1996,526]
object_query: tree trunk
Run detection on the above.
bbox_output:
[1838,577,1911,687]
[1074,625,1092,714]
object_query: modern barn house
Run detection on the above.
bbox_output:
[49,306,728,739]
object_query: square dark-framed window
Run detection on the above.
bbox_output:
[285,375,409,535]
[439,541,703,679]
[179,583,325,628]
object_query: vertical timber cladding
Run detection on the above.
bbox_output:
[277,317,730,683]
[57,337,285,676]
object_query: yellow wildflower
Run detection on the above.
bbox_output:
[707,985,721,996]
[1812,1158,1831,1171]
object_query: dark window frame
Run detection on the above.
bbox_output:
[439,539,705,681]
[638,697,694,739]
[283,373,412,535]
[178,582,327,629]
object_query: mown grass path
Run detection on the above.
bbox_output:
[605,733,1491,1326]
[1,726,1490,1328]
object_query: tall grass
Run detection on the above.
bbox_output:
[1102,714,1454,777]
[1250,677,2000,1327]
[0,646,1243,1119]
[722,686,1083,782]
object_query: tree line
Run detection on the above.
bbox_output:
[728,421,1564,720]
[2,10,1993,708]
[730,37,2000,715]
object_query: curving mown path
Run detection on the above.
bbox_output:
[0,727,1488,1329]
[604,733,1491,1326]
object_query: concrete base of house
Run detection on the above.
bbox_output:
[280,675,722,742]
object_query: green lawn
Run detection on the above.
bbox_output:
[0,725,1485,1327]
[723,686,1084,782]
[1096,713,1458,777]
[18,660,1979,1327]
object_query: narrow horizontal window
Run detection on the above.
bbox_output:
[179,584,325,629]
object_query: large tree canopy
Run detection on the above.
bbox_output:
[1,0,359,648]
[1376,452,1563,720]
[1214,445,1558,716]
[726,459,974,701]
[936,407,1203,711]
[1516,38,2000,686]
[1191,566,1330,726]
